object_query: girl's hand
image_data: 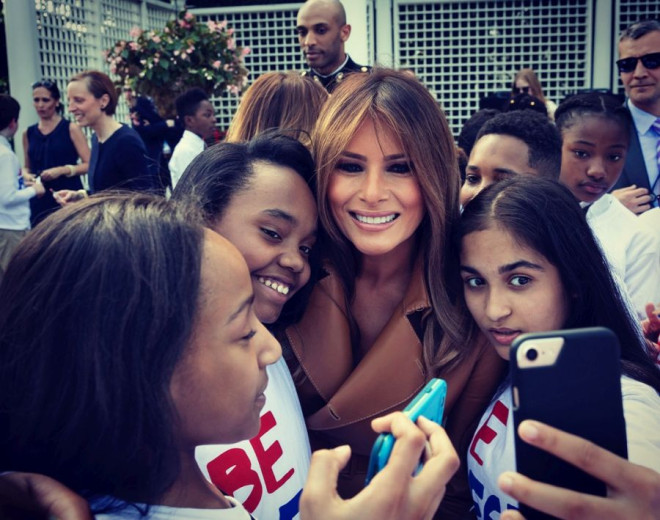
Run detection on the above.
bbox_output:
[22,172,37,184]
[300,412,459,520]
[52,189,86,207]
[612,185,653,215]
[0,472,91,520]
[642,303,660,347]
[41,167,63,181]
[498,421,660,520]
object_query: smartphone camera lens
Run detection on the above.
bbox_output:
[525,348,538,361]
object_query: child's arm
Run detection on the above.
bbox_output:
[0,152,43,207]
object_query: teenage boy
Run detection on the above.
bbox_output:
[459,110,561,207]
[0,94,45,281]
[168,88,216,189]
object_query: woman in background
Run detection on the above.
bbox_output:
[22,79,89,224]
[54,70,158,204]
[226,72,328,147]
[511,68,557,120]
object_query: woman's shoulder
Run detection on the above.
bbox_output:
[110,125,146,148]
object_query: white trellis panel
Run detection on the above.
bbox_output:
[192,4,306,133]
[392,0,592,137]
[19,0,177,125]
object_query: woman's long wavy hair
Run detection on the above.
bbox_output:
[312,68,471,373]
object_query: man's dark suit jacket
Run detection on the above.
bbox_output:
[614,124,652,191]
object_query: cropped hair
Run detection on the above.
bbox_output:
[226,71,328,148]
[311,68,468,373]
[32,79,64,114]
[172,132,319,327]
[456,177,660,393]
[555,92,633,140]
[0,193,205,510]
[457,108,501,182]
[0,94,20,131]
[70,70,118,115]
[175,87,209,120]
[130,96,163,125]
[457,109,501,158]
[511,68,547,104]
[619,19,660,41]
[476,110,562,179]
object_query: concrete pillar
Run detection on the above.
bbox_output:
[5,0,41,161]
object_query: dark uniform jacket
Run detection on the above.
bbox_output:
[301,56,371,92]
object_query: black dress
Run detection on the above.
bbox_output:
[27,119,83,225]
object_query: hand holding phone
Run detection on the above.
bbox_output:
[365,378,447,485]
[511,327,627,520]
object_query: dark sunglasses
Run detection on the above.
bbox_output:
[616,52,660,73]
[31,79,56,89]
[514,86,530,94]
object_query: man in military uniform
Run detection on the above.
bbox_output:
[296,0,371,92]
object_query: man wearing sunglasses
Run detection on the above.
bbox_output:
[612,19,660,214]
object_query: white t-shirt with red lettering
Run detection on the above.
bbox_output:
[195,358,311,520]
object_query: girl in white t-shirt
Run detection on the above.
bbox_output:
[455,176,660,520]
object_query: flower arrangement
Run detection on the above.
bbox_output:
[104,10,250,117]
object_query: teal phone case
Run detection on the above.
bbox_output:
[365,378,447,485]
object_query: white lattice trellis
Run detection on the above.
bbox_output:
[31,0,177,122]
[393,0,592,136]
[192,3,306,133]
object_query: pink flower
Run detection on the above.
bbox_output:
[207,20,217,31]
[218,20,228,30]
[184,12,194,21]
[152,35,161,44]
[128,42,138,51]
[129,26,143,39]
[227,37,235,50]
[227,84,240,95]
[212,60,221,69]
[241,46,250,57]
[187,45,195,53]
[223,63,231,71]
[164,27,170,34]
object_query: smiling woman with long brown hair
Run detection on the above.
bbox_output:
[284,68,505,520]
